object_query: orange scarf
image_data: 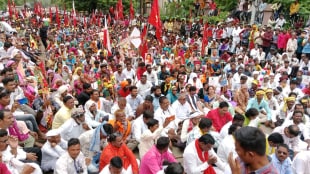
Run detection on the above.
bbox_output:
[109,120,131,140]
[195,140,216,174]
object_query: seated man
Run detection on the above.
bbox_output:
[0,129,42,174]
[273,124,302,158]
[139,118,172,158]
[100,156,126,174]
[131,110,153,146]
[206,101,233,132]
[171,93,192,121]
[183,134,226,174]
[111,97,135,121]
[41,129,67,173]
[79,123,113,173]
[187,118,220,147]
[58,108,91,142]
[140,137,177,174]
[54,138,89,174]
[99,133,138,174]
[52,96,75,129]
[271,144,293,174]
[108,110,137,150]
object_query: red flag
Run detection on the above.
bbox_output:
[129,0,135,20]
[103,16,112,56]
[201,23,208,56]
[64,6,69,26]
[8,0,12,18]
[56,7,60,28]
[91,11,96,25]
[117,0,124,20]
[49,7,52,22]
[107,13,111,25]
[148,0,162,43]
[148,0,161,29]
[98,17,101,27]
[139,26,148,61]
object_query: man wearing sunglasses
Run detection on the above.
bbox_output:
[270,144,293,174]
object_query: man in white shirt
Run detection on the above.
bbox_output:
[0,42,13,68]
[54,138,89,174]
[183,134,226,174]
[292,150,310,174]
[171,94,192,120]
[131,110,153,143]
[154,96,179,137]
[217,124,240,165]
[136,75,152,99]
[41,129,67,172]
[143,64,158,85]
[272,125,301,156]
[86,89,113,114]
[282,79,304,100]
[122,63,136,81]
[114,65,127,84]
[126,86,144,116]
[219,114,245,140]
[58,108,92,141]
[111,97,135,121]
[100,156,126,174]
[0,129,42,174]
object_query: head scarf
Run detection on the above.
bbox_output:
[5,60,15,67]
[89,121,108,152]
[282,97,296,112]
[57,85,68,94]
[256,90,265,96]
[84,100,96,114]
[73,67,82,76]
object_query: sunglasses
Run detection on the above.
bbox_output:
[277,150,287,155]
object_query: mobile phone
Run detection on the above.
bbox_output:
[17,98,28,105]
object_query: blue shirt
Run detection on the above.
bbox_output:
[246,98,272,120]
[270,154,293,174]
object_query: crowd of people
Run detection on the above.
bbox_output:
[0,0,310,174]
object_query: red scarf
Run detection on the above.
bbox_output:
[195,140,216,174]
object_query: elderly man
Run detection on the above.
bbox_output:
[41,129,67,173]
[171,93,193,120]
[111,97,135,121]
[58,108,91,141]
